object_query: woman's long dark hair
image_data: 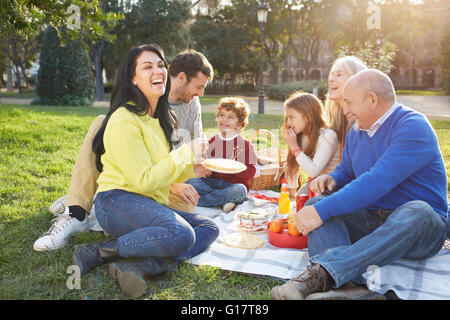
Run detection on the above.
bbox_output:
[92,44,177,172]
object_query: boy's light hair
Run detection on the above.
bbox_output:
[216,97,251,129]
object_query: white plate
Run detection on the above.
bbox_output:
[201,158,247,174]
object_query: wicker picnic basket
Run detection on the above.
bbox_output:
[249,129,287,190]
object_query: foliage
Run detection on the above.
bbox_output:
[102,0,191,82]
[334,41,397,75]
[286,0,331,80]
[33,26,94,106]
[266,80,328,101]
[189,7,258,82]
[0,0,122,44]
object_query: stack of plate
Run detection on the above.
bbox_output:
[237,208,275,233]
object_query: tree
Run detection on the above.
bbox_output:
[287,0,330,80]
[0,0,122,42]
[102,0,191,84]
[1,34,40,95]
[229,0,293,84]
[189,7,258,85]
[335,41,397,75]
[33,26,94,106]
[35,26,63,101]
[90,0,124,101]
[438,4,450,92]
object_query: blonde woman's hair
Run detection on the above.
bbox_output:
[324,56,368,144]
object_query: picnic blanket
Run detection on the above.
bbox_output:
[188,190,450,300]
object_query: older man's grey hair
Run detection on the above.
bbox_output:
[356,69,396,105]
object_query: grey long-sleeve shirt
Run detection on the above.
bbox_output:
[169,96,203,148]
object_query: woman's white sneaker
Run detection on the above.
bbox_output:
[33,207,89,251]
[48,195,67,216]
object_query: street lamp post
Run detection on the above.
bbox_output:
[257,1,267,114]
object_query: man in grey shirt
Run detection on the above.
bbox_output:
[168,50,213,147]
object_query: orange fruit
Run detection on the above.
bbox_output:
[269,219,283,233]
[288,223,301,236]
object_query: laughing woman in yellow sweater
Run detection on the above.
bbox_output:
[72,44,219,298]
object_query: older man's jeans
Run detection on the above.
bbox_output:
[306,196,447,288]
[94,189,219,277]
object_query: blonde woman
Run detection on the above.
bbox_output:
[325,56,368,153]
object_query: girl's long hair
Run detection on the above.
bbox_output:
[283,91,326,181]
[324,56,367,144]
[92,44,176,172]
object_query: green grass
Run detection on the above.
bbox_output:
[0,104,282,300]
[396,90,448,96]
[0,104,449,300]
[1,91,37,99]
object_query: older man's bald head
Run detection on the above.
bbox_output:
[345,69,396,106]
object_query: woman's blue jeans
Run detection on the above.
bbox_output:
[305,196,447,288]
[185,177,247,207]
[94,189,219,277]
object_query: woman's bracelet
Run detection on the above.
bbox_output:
[290,146,301,155]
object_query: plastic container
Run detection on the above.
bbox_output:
[278,180,290,214]
[296,193,309,211]
[267,219,308,249]
[238,208,275,233]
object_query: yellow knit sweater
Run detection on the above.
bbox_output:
[96,106,195,206]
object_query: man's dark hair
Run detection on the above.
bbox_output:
[169,49,213,82]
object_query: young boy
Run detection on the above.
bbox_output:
[186,97,257,213]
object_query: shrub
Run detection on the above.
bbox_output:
[34,26,94,106]
[104,82,115,93]
[266,80,328,101]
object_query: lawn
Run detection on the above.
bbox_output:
[0,104,283,300]
[0,104,448,300]
[396,90,448,96]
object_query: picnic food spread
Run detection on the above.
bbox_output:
[201,158,247,174]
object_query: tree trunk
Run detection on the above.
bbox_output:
[19,64,30,89]
[11,41,23,96]
[92,39,105,101]
[5,48,13,92]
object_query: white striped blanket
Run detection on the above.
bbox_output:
[189,190,450,300]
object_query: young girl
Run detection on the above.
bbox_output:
[282,91,340,199]
[186,97,258,213]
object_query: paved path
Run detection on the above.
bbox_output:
[204,95,450,121]
[2,94,450,120]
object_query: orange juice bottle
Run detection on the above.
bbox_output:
[278,180,290,215]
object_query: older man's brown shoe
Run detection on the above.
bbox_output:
[305,281,386,300]
[271,264,332,300]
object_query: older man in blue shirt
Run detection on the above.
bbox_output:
[272,69,448,300]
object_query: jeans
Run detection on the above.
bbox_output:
[306,196,447,288]
[185,177,247,207]
[95,189,219,276]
